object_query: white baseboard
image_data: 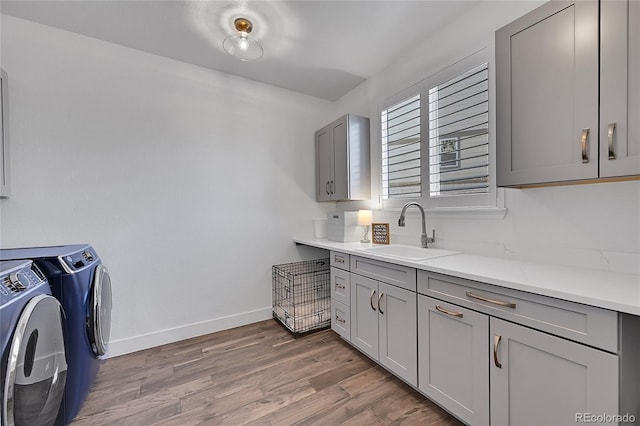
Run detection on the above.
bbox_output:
[105,307,273,358]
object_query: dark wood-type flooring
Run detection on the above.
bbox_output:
[73,319,463,425]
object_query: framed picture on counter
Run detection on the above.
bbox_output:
[372,223,390,244]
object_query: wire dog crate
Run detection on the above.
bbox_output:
[272,258,331,334]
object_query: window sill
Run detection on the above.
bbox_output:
[383,206,507,220]
[426,206,507,220]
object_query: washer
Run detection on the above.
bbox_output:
[0,245,112,425]
[1,259,67,426]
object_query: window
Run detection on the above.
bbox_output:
[380,49,497,210]
[381,94,421,199]
[428,63,489,197]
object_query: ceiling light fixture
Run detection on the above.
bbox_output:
[223,17,264,62]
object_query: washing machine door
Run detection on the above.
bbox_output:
[3,294,67,426]
[88,265,112,357]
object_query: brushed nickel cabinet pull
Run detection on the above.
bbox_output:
[370,290,377,311]
[378,293,384,314]
[336,316,346,324]
[334,256,344,264]
[581,128,590,163]
[335,283,345,290]
[466,291,516,309]
[435,305,463,318]
[494,335,502,368]
[608,123,617,160]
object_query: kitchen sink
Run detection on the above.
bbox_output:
[355,244,459,261]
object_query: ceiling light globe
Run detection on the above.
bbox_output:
[223,35,264,61]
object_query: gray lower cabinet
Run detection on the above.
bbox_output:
[490,317,619,426]
[418,295,489,426]
[350,273,417,386]
[330,255,352,341]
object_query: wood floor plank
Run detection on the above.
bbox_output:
[73,320,463,425]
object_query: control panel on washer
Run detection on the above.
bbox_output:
[0,260,48,302]
[61,247,97,272]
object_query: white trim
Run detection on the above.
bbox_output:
[425,206,507,220]
[106,307,273,358]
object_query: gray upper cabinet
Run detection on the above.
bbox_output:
[1,68,10,198]
[496,1,630,187]
[600,0,640,177]
[315,114,370,201]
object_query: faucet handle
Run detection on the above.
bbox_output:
[427,229,436,244]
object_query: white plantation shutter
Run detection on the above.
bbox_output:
[381,94,421,199]
[428,63,489,197]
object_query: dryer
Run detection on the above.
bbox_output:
[1,259,67,426]
[0,245,112,425]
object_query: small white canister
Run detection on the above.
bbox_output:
[313,218,328,239]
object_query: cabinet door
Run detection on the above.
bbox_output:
[315,127,332,201]
[418,296,489,426]
[490,317,618,426]
[331,117,349,200]
[378,282,417,386]
[350,274,378,360]
[600,0,640,177]
[496,1,599,186]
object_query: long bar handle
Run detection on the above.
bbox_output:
[608,123,616,160]
[494,335,502,368]
[581,128,590,163]
[336,316,346,324]
[466,291,516,309]
[326,181,330,195]
[435,305,463,318]
[378,293,384,314]
[370,290,377,311]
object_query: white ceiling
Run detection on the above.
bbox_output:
[0,1,477,101]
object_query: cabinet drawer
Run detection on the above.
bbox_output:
[331,300,350,341]
[418,271,618,352]
[350,255,416,292]
[330,251,350,271]
[331,267,350,306]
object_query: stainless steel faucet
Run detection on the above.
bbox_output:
[398,202,435,248]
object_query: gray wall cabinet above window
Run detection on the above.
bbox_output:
[496,0,640,187]
[316,114,370,201]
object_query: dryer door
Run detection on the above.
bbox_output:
[88,265,112,357]
[3,294,67,426]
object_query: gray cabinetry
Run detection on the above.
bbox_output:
[349,256,417,386]
[315,114,370,201]
[330,251,351,340]
[0,68,10,198]
[417,270,635,425]
[497,0,639,186]
[600,0,640,177]
[418,295,489,426]
[496,1,599,186]
[490,317,618,426]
